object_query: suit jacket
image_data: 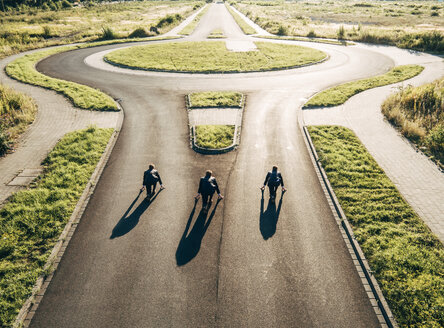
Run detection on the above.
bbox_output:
[263,171,284,187]
[198,176,220,195]
[143,169,162,185]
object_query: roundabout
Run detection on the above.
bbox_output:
[104,41,327,73]
[6,2,443,328]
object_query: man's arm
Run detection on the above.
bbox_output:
[157,172,163,186]
[263,172,270,187]
[279,173,284,186]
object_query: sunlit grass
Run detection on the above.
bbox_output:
[303,65,424,108]
[195,125,235,149]
[105,41,326,73]
[189,91,242,108]
[0,126,113,327]
[225,3,257,35]
[382,77,443,168]
[0,84,37,155]
[308,125,443,328]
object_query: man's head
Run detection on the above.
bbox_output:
[205,170,212,178]
[149,163,155,170]
[272,165,278,172]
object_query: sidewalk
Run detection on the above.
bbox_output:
[303,49,444,242]
[0,49,121,205]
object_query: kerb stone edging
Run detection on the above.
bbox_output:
[14,105,124,328]
[302,125,398,328]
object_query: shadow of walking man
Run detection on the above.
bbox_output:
[176,199,221,266]
[110,189,162,239]
[260,190,284,240]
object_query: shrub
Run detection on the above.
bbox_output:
[307,30,316,38]
[425,124,444,153]
[337,25,345,40]
[100,26,117,40]
[42,25,51,38]
[277,24,287,36]
[128,27,149,38]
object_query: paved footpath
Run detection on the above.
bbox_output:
[0,50,121,205]
[304,44,444,243]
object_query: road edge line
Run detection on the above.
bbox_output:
[301,125,398,328]
[14,104,124,328]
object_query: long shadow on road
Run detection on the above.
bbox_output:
[176,199,221,266]
[260,191,284,240]
[110,190,162,239]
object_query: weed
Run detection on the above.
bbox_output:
[189,91,243,108]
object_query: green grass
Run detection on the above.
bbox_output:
[195,125,235,149]
[6,46,117,111]
[0,84,37,155]
[207,29,225,39]
[303,65,424,108]
[0,126,113,327]
[307,125,443,328]
[225,3,257,35]
[189,91,243,108]
[105,41,326,73]
[234,1,444,52]
[382,77,443,169]
[5,36,180,112]
[255,35,352,46]
[179,4,209,35]
[0,1,201,59]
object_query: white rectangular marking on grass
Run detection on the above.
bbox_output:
[225,40,257,52]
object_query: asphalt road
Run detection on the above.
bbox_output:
[29,3,391,327]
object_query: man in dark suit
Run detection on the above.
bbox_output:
[261,165,286,200]
[141,163,164,198]
[195,170,223,209]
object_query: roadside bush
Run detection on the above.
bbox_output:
[277,24,288,36]
[128,27,150,38]
[397,31,444,53]
[337,25,345,40]
[156,14,182,29]
[382,78,443,167]
[306,30,316,38]
[100,26,117,40]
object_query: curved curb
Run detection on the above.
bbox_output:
[14,104,124,328]
[301,125,398,328]
[190,125,238,155]
[103,53,329,75]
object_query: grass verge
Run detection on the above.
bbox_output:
[105,41,326,73]
[189,91,243,108]
[307,125,443,328]
[303,65,424,108]
[195,125,235,149]
[255,35,352,46]
[0,126,114,327]
[382,77,443,169]
[0,84,37,155]
[208,29,225,39]
[225,3,257,35]
[179,5,209,35]
[5,36,180,112]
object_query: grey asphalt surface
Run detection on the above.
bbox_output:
[29,3,390,327]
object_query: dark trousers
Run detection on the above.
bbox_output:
[202,192,214,205]
[145,182,157,196]
[268,184,278,198]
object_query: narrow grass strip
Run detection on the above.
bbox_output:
[189,91,243,108]
[179,5,210,35]
[195,125,235,149]
[0,126,114,327]
[255,35,352,46]
[5,36,180,112]
[207,29,225,39]
[304,65,424,108]
[225,4,257,35]
[307,125,443,328]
